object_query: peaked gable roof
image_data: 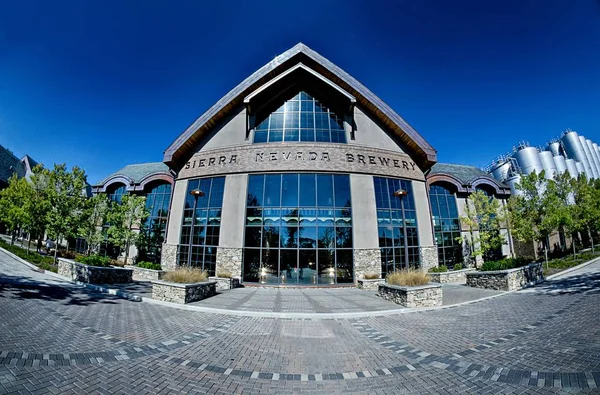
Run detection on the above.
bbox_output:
[163,43,437,169]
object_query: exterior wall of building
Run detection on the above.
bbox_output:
[352,107,407,153]
[193,107,249,152]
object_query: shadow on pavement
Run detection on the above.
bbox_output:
[0,275,119,306]
[531,271,600,296]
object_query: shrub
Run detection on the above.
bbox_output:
[480,257,530,272]
[76,255,111,267]
[363,272,381,280]
[137,261,162,270]
[428,265,448,273]
[163,268,208,283]
[386,269,430,287]
[453,263,463,270]
[216,270,232,278]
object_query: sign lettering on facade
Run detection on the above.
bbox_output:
[179,145,424,181]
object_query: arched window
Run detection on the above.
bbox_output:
[107,184,127,203]
[140,182,172,263]
[253,91,346,144]
[429,183,462,268]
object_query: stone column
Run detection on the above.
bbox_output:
[350,174,382,281]
[413,181,438,271]
[215,174,247,278]
[161,179,188,271]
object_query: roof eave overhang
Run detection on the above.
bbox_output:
[163,43,437,170]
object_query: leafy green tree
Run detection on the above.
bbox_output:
[460,190,506,264]
[570,174,600,255]
[23,165,51,253]
[543,171,574,258]
[106,194,148,265]
[0,174,30,245]
[45,164,88,262]
[509,170,556,263]
[79,194,109,256]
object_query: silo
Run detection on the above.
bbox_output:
[579,136,598,179]
[585,138,600,178]
[561,131,594,178]
[594,143,600,168]
[553,155,568,174]
[547,141,562,156]
[538,151,557,179]
[513,146,544,175]
[505,174,523,196]
[565,159,579,179]
[575,161,586,177]
[490,160,512,182]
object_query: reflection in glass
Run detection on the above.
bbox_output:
[243,173,353,284]
[429,184,462,267]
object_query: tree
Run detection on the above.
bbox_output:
[23,165,51,253]
[106,194,148,265]
[0,174,30,245]
[570,174,600,255]
[543,171,574,258]
[45,164,88,262]
[508,170,555,264]
[460,190,506,264]
[78,194,109,256]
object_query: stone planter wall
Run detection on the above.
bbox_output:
[208,276,241,291]
[357,278,384,291]
[151,280,217,304]
[428,268,475,284]
[125,265,167,281]
[466,262,544,291]
[378,283,442,308]
[58,259,133,284]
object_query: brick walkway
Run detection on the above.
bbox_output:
[1,250,599,394]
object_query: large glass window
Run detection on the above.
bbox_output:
[429,184,462,268]
[108,184,127,203]
[253,91,347,144]
[178,177,225,275]
[374,177,420,276]
[243,173,353,285]
[139,183,172,263]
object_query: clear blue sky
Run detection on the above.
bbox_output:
[1,0,599,184]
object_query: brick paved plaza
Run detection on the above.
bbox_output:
[1,250,599,394]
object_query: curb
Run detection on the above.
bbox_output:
[0,246,141,302]
[545,256,600,280]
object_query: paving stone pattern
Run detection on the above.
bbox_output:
[1,250,600,394]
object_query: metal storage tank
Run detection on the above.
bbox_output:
[585,138,600,178]
[490,160,512,182]
[579,136,598,178]
[513,146,544,175]
[575,161,586,176]
[565,159,579,178]
[593,143,600,169]
[553,155,568,174]
[538,151,557,179]
[505,174,523,196]
[547,141,562,156]
[561,131,594,178]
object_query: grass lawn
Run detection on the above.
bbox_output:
[542,250,600,277]
[0,238,58,273]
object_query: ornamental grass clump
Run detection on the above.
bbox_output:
[386,269,430,287]
[216,270,232,278]
[163,268,208,284]
[363,272,381,280]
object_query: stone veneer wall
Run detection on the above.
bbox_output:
[58,259,133,284]
[357,279,384,291]
[152,281,217,304]
[125,266,167,281]
[215,247,243,278]
[378,283,442,308]
[466,262,544,291]
[160,243,178,271]
[419,246,438,272]
[354,249,382,282]
[208,276,241,291]
[428,268,475,284]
